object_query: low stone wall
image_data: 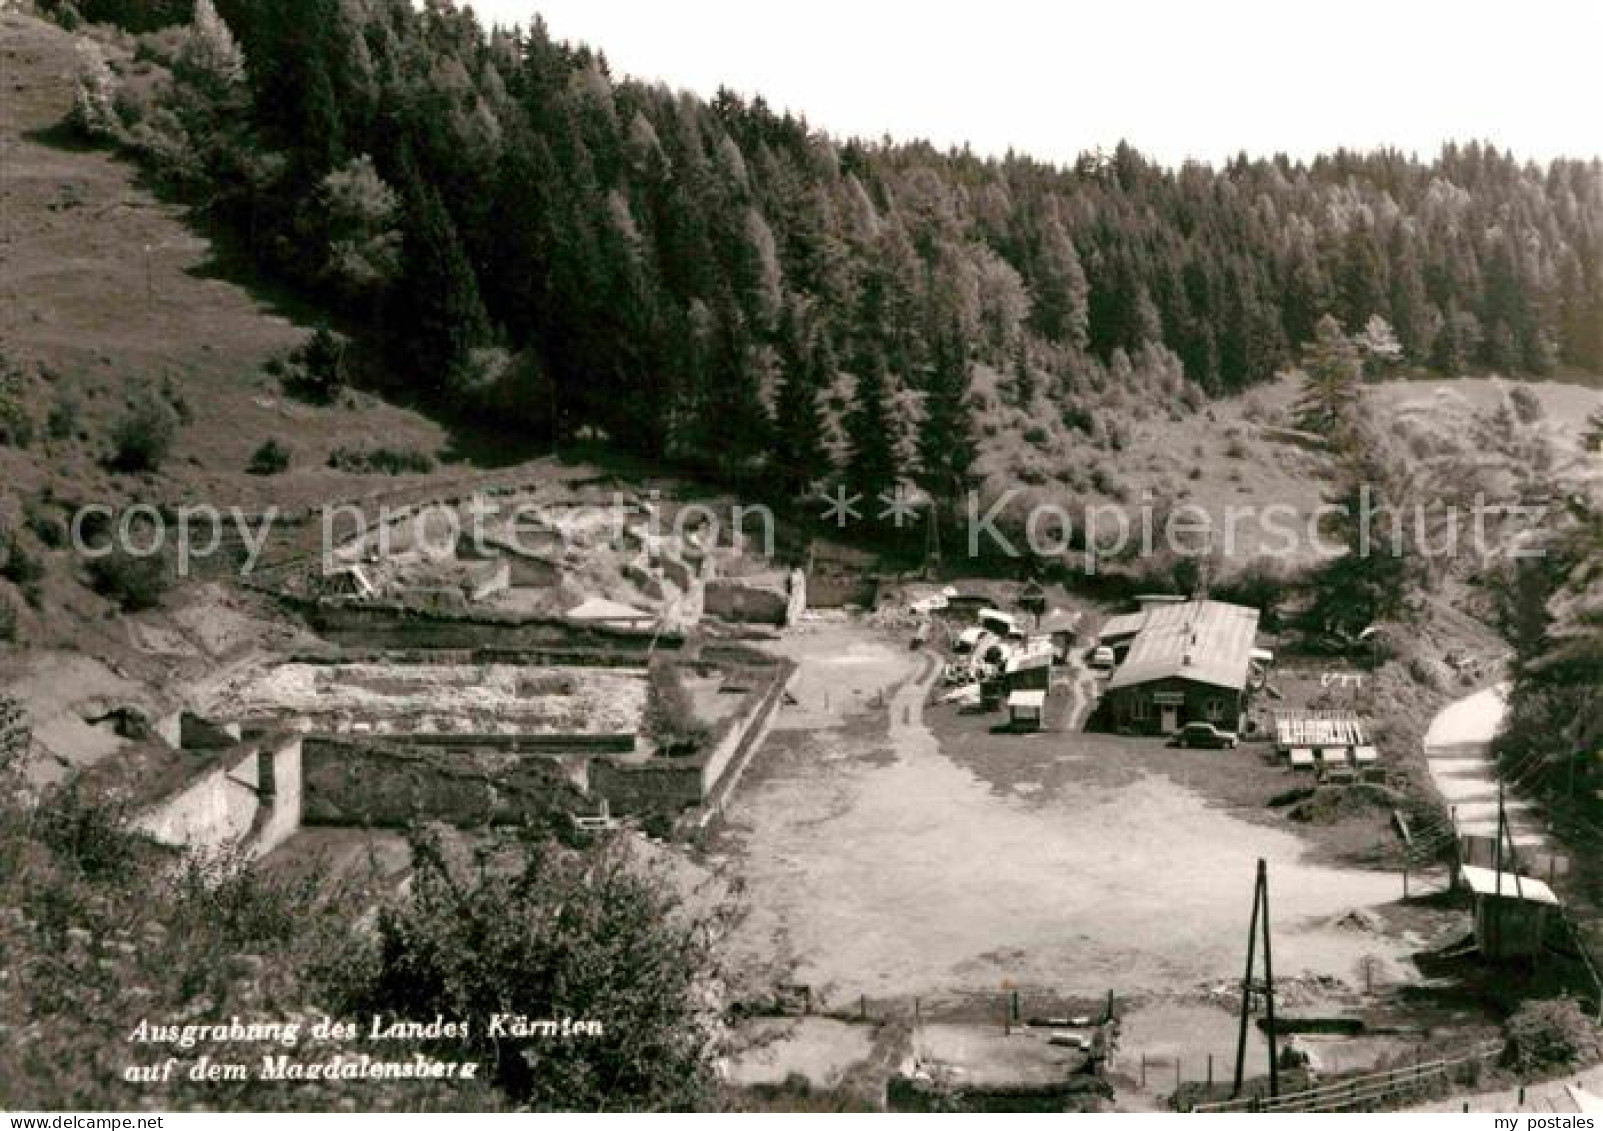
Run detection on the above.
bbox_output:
[697,660,793,803]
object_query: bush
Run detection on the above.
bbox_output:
[0,534,44,591]
[34,784,138,881]
[0,593,17,643]
[86,549,169,611]
[47,385,82,441]
[247,437,292,476]
[279,326,347,403]
[25,498,68,549]
[327,445,436,476]
[1504,998,1601,1077]
[110,388,179,472]
[645,657,710,755]
[1510,385,1544,426]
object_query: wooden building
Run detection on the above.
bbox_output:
[1007,690,1046,732]
[1102,600,1261,735]
[1458,864,1561,961]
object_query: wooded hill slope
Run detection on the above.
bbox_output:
[38,0,1603,508]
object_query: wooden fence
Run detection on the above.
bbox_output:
[1188,1044,1499,1113]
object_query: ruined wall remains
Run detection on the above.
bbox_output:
[253,737,303,854]
[696,659,793,812]
[304,601,681,652]
[299,737,584,827]
[704,578,790,624]
[588,758,704,815]
[135,747,262,850]
[132,735,305,857]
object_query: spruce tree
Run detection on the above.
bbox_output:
[845,349,898,506]
[918,327,977,511]
[771,302,828,497]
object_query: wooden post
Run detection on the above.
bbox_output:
[1207,1054,1214,1091]
[1261,860,1280,1100]
[859,994,866,1020]
[1232,863,1264,1098]
[1140,1052,1147,1089]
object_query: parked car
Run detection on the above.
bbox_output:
[1175,722,1239,749]
[1087,645,1115,669]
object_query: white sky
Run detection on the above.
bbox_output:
[462,0,1603,169]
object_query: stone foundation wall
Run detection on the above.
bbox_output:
[300,737,584,827]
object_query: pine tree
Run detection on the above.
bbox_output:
[918,326,977,510]
[1031,215,1090,351]
[1011,338,1036,407]
[1293,315,1364,444]
[771,302,828,497]
[394,169,492,391]
[845,349,898,505]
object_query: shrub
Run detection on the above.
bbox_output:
[1504,999,1601,1077]
[645,657,710,755]
[327,445,436,475]
[0,593,17,643]
[69,39,122,141]
[34,784,137,881]
[110,388,179,472]
[25,498,68,549]
[1,537,44,590]
[47,384,82,441]
[1510,385,1544,425]
[247,437,292,476]
[280,326,347,403]
[86,549,169,611]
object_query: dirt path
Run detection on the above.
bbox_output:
[1423,683,1548,851]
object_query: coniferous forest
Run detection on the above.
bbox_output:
[55,0,1603,504]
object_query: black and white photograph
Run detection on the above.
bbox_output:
[1,0,1601,1117]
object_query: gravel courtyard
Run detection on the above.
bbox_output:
[712,620,1416,1011]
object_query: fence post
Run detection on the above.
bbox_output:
[1207,1054,1214,1090]
[1141,1052,1147,1089]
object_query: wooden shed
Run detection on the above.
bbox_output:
[1459,864,1561,961]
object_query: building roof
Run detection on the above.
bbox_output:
[1099,610,1149,641]
[1459,864,1561,906]
[1106,600,1262,693]
[1038,609,1082,634]
[1005,649,1053,674]
[1007,689,1047,709]
[566,597,654,623]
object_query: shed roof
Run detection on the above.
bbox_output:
[1459,864,1561,906]
[1005,648,1053,674]
[1106,600,1261,693]
[1007,690,1047,709]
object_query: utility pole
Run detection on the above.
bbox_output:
[1232,858,1280,1100]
